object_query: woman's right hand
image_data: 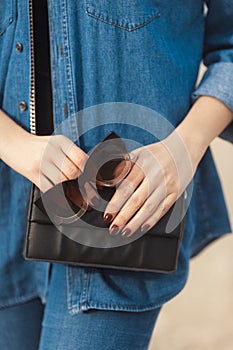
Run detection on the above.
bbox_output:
[17,133,89,193]
[0,111,89,193]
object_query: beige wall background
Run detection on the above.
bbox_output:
[148,66,233,349]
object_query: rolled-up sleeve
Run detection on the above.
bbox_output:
[191,0,233,142]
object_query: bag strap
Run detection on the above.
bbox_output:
[33,0,53,135]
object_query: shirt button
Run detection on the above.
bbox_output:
[18,101,28,111]
[16,42,23,52]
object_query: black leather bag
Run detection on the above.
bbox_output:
[23,0,185,273]
[24,131,186,273]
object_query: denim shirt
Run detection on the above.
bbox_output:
[0,0,232,312]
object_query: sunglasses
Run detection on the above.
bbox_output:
[35,131,136,225]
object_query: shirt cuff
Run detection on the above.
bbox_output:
[191,62,233,143]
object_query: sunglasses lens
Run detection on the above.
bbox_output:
[36,132,137,224]
[36,180,88,224]
[96,156,132,187]
[63,181,86,210]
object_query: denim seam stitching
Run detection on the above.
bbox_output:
[85,2,160,32]
[67,277,187,313]
[67,265,75,311]
[62,0,78,140]
[47,0,60,128]
[80,268,91,310]
[0,0,13,36]
[51,1,61,126]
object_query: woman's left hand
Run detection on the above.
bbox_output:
[103,131,199,237]
[103,95,233,237]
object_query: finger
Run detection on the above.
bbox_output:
[41,160,69,186]
[105,177,151,227]
[82,180,100,209]
[56,155,81,180]
[37,173,55,193]
[138,193,177,236]
[103,163,144,221]
[40,144,70,180]
[120,192,176,238]
[42,144,81,181]
[109,184,167,236]
[60,138,88,173]
[113,166,165,221]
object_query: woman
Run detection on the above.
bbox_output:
[0,0,232,349]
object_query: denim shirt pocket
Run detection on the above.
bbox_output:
[0,0,15,36]
[85,0,160,31]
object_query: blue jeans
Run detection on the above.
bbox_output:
[0,266,161,350]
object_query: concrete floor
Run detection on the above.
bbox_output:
[149,138,233,349]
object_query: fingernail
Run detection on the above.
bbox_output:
[141,224,150,233]
[121,228,131,237]
[103,213,113,224]
[109,225,119,235]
